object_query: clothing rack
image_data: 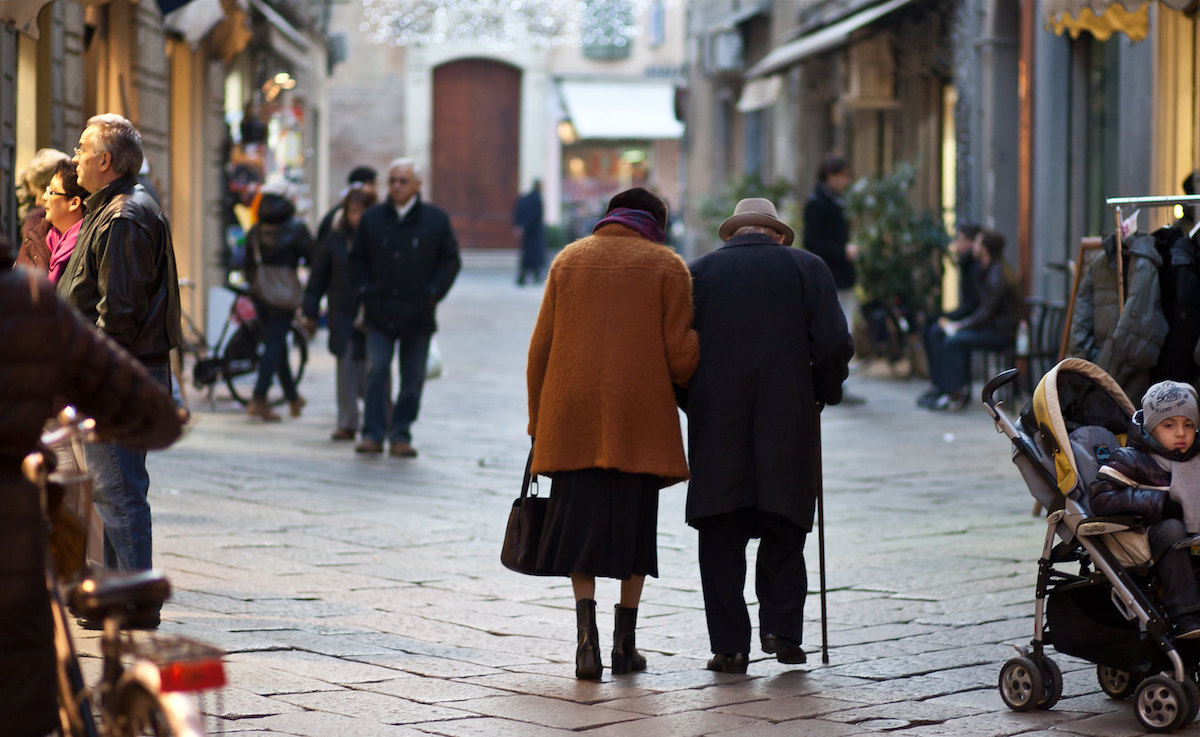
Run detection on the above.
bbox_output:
[1107,195,1200,307]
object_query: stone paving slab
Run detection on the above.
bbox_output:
[87,268,1200,735]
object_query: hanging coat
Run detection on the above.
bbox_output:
[683,233,854,530]
[1069,232,1167,403]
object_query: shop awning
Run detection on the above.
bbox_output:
[1043,0,1193,41]
[745,0,913,78]
[0,0,54,38]
[559,80,683,140]
[248,0,311,69]
[164,0,226,46]
[737,75,782,112]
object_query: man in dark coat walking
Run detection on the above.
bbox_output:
[512,179,546,285]
[350,158,460,458]
[684,198,854,674]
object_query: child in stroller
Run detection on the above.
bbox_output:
[982,359,1200,732]
[1089,380,1200,640]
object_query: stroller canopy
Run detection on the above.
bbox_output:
[1028,358,1135,497]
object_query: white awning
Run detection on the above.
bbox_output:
[164,0,227,47]
[745,0,913,79]
[737,75,782,112]
[559,80,683,140]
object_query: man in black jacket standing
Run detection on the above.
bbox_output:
[57,114,181,613]
[684,198,854,674]
[351,158,460,457]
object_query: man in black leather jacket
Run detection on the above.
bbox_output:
[350,158,460,458]
[56,114,182,612]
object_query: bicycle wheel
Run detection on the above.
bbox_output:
[222,324,308,407]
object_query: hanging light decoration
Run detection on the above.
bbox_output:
[359,0,652,49]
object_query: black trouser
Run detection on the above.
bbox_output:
[696,509,808,654]
[1149,518,1200,618]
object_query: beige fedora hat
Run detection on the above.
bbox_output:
[718,197,795,245]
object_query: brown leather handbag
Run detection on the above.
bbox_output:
[500,448,553,575]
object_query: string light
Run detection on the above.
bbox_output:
[359,0,654,49]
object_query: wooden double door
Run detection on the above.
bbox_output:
[431,59,521,250]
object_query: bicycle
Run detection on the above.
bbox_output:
[26,407,226,736]
[177,279,308,407]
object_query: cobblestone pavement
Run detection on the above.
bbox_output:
[73,261,1200,736]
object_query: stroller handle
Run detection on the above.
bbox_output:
[982,368,1020,409]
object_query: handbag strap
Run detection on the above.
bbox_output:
[522,447,539,498]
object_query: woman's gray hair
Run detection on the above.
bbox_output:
[387,157,422,181]
[86,113,144,178]
[732,225,783,240]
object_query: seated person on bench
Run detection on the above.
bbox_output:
[1090,380,1200,640]
[919,228,1021,412]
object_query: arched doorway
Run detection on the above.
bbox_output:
[431,59,521,249]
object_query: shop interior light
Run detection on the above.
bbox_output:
[261,72,297,102]
[556,118,578,145]
[359,0,663,48]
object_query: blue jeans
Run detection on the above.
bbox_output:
[363,328,431,444]
[84,364,171,572]
[926,324,1010,396]
[253,313,299,401]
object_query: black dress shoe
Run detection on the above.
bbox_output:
[77,610,161,631]
[706,652,749,674]
[761,633,778,654]
[772,635,807,664]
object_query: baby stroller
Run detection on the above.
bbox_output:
[983,358,1200,733]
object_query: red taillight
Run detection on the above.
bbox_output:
[158,659,226,692]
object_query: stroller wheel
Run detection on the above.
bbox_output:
[999,657,1044,712]
[1098,665,1140,699]
[1134,675,1191,732]
[1038,656,1063,710]
[1183,678,1200,726]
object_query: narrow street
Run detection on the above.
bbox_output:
[74,260,1186,736]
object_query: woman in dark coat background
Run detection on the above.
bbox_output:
[302,187,375,440]
[244,186,312,422]
[685,198,854,674]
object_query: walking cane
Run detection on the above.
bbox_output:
[815,404,830,664]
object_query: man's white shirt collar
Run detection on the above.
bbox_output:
[394,196,416,220]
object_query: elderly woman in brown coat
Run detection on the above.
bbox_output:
[527,187,699,680]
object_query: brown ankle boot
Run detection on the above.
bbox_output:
[611,604,647,674]
[289,396,306,418]
[246,398,281,422]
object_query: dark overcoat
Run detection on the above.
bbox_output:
[802,183,854,290]
[684,233,854,530]
[302,213,362,358]
[512,189,546,270]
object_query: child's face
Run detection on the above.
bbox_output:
[1151,415,1197,452]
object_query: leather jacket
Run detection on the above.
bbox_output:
[56,175,182,366]
[1088,420,1200,521]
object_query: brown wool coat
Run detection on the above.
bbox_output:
[527,225,699,486]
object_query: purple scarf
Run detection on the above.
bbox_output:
[592,207,665,243]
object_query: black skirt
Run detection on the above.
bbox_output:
[533,468,660,579]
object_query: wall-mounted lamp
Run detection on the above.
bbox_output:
[557,118,578,145]
[262,72,297,102]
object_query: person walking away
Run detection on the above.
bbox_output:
[56,114,182,611]
[14,148,70,272]
[917,223,982,407]
[317,165,377,245]
[243,180,312,422]
[527,187,699,679]
[1089,381,1200,639]
[684,197,853,674]
[351,158,460,458]
[0,236,183,737]
[302,187,375,439]
[37,160,88,284]
[513,179,546,285]
[922,228,1020,411]
[803,155,859,334]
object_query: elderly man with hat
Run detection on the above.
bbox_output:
[682,198,854,673]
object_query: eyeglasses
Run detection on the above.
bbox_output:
[45,186,68,198]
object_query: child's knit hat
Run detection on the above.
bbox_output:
[1141,380,1200,431]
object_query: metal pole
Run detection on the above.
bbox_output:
[815,405,829,664]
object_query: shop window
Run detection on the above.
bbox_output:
[582,0,634,60]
